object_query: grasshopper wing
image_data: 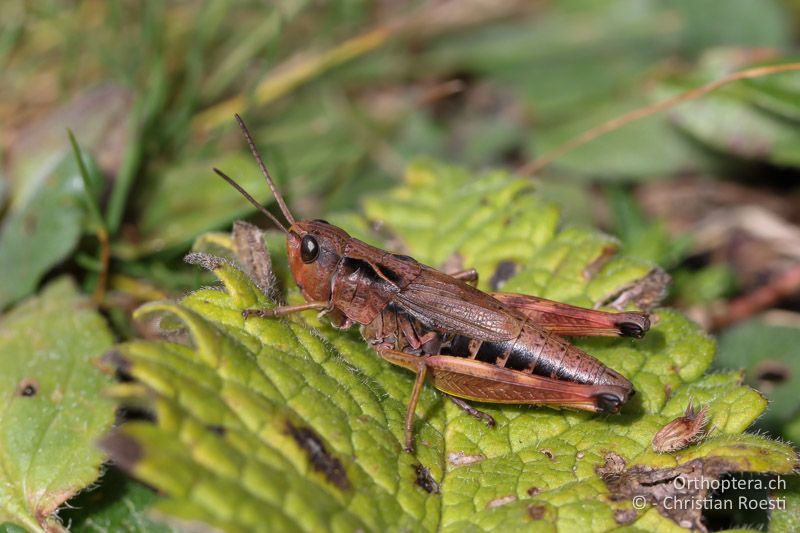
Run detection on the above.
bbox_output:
[395,268,522,342]
[491,292,650,338]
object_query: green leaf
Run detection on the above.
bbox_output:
[105,162,796,532]
[533,97,714,181]
[671,91,800,167]
[0,278,116,531]
[670,0,791,53]
[715,320,800,439]
[0,153,101,309]
[62,468,177,533]
[667,53,800,168]
[742,67,800,121]
[770,476,800,533]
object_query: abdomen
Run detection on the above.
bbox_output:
[446,320,631,390]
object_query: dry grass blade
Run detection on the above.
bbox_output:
[192,0,529,134]
[194,28,392,133]
[520,62,800,176]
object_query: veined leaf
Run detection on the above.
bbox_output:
[0,278,115,531]
[106,162,796,532]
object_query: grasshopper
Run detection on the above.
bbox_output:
[215,115,650,452]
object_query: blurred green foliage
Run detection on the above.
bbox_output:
[2,1,800,303]
[716,320,800,440]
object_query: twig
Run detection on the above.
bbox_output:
[693,264,800,331]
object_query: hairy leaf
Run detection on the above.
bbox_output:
[715,319,800,439]
[0,278,115,531]
[106,162,796,532]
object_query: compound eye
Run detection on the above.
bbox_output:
[300,235,320,263]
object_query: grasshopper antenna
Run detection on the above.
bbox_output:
[234,113,296,226]
[213,168,289,234]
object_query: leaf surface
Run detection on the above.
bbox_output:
[106,162,797,532]
[715,319,800,439]
[0,278,115,531]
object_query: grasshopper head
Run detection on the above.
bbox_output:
[216,115,353,306]
[286,219,350,303]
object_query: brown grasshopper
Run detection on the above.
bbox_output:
[215,115,650,452]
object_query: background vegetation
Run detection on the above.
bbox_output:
[2,1,800,531]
